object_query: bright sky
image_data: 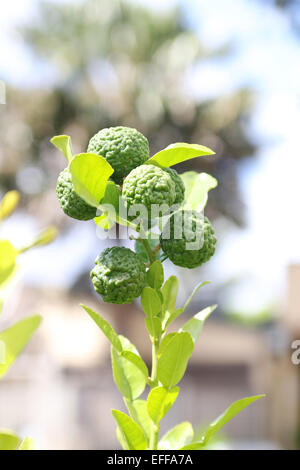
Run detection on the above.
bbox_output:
[1,0,300,315]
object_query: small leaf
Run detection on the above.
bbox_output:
[181,305,217,344]
[199,395,266,446]
[111,336,146,400]
[147,386,179,424]
[0,430,20,450]
[50,135,73,163]
[116,426,129,450]
[0,191,19,220]
[157,332,194,388]
[19,437,35,450]
[141,287,162,317]
[159,422,194,450]
[163,308,184,330]
[121,350,149,379]
[0,240,17,286]
[0,316,41,379]
[182,281,210,312]
[145,317,162,340]
[69,153,113,208]
[181,171,218,211]
[147,261,164,290]
[94,181,121,229]
[148,143,215,168]
[81,304,122,352]
[161,276,178,315]
[112,410,147,450]
[124,398,153,442]
[18,226,58,253]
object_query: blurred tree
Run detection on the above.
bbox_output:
[0,0,257,225]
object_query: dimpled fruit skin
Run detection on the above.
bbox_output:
[87,126,149,184]
[122,164,176,218]
[90,247,146,304]
[164,168,185,205]
[160,210,217,268]
[56,168,96,220]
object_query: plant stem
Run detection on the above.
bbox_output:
[141,238,156,264]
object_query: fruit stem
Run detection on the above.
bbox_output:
[140,238,156,264]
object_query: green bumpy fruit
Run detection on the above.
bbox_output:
[164,167,185,205]
[160,210,217,268]
[90,246,146,304]
[56,168,96,220]
[87,126,149,184]
[122,164,176,222]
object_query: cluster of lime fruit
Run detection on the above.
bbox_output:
[55,126,216,304]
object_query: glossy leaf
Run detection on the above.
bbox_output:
[69,153,113,208]
[112,410,147,450]
[157,332,194,388]
[0,240,17,286]
[147,261,164,290]
[94,181,121,229]
[124,398,153,442]
[19,437,35,450]
[0,316,41,379]
[141,287,162,317]
[148,143,215,168]
[116,426,129,450]
[159,422,194,450]
[145,316,162,340]
[181,305,217,344]
[121,350,149,379]
[181,171,218,211]
[81,304,122,352]
[147,386,179,424]
[161,276,178,315]
[0,191,19,220]
[0,430,20,450]
[50,134,73,163]
[111,336,146,400]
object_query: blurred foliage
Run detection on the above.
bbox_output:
[0,0,257,225]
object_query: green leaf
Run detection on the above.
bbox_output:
[0,316,41,379]
[159,422,194,450]
[81,304,122,353]
[180,305,217,344]
[19,437,35,450]
[199,395,266,446]
[145,317,162,340]
[0,191,19,221]
[182,281,210,312]
[0,240,17,286]
[121,350,149,379]
[111,336,146,400]
[94,181,121,229]
[161,276,178,315]
[50,135,73,163]
[147,386,179,424]
[148,143,215,168]
[69,152,113,208]
[147,261,164,290]
[0,430,20,450]
[157,332,194,388]
[181,171,218,211]
[141,287,162,317]
[124,398,153,442]
[112,410,147,450]
[116,426,129,450]
[134,234,162,263]
[18,226,58,253]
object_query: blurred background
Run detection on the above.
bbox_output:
[0,0,300,449]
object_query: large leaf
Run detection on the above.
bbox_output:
[0,240,17,286]
[69,153,113,208]
[159,422,194,450]
[148,143,215,168]
[0,430,20,450]
[19,437,35,450]
[157,332,194,388]
[0,191,19,221]
[141,287,162,317]
[81,304,122,352]
[0,316,41,379]
[111,336,146,400]
[147,386,179,424]
[180,305,217,344]
[183,395,265,449]
[121,350,149,379]
[50,135,73,163]
[124,398,153,442]
[112,410,147,450]
[146,261,164,291]
[181,172,218,211]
